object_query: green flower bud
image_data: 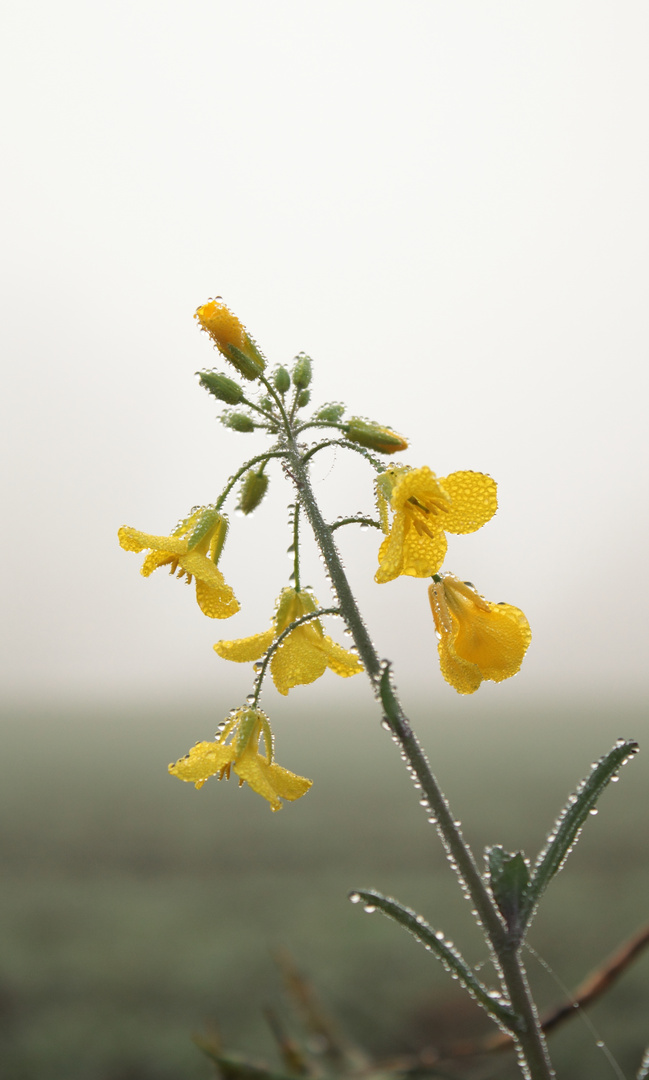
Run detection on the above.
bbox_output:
[273,366,291,394]
[197,370,245,405]
[237,469,269,514]
[292,352,312,389]
[224,412,255,433]
[297,388,311,408]
[314,402,345,423]
[345,417,408,454]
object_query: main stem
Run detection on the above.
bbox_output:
[284,438,555,1080]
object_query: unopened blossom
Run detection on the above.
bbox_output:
[195,298,266,380]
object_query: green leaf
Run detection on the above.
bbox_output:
[487,847,530,937]
[521,739,639,927]
[350,889,519,1031]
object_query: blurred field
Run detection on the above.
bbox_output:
[1,695,648,1080]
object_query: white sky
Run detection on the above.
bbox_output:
[2,1,648,710]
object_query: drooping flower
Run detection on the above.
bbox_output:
[428,574,531,695]
[214,587,362,695]
[169,706,312,812]
[118,507,239,618]
[195,298,266,381]
[375,466,497,583]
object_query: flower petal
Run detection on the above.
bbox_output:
[168,740,234,789]
[398,524,448,579]
[195,577,240,618]
[234,747,312,811]
[214,627,276,662]
[321,637,363,678]
[118,526,189,555]
[430,577,531,695]
[141,550,177,577]
[451,601,531,684]
[270,632,329,695]
[439,472,497,534]
[374,511,409,582]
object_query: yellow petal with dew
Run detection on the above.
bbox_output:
[439,472,498,534]
[450,600,531,683]
[234,745,312,811]
[195,576,240,619]
[270,631,329,695]
[168,740,234,789]
[430,576,531,695]
[374,510,409,583]
[118,525,189,556]
[398,523,448,578]
[321,637,363,678]
[214,626,276,662]
[141,550,177,577]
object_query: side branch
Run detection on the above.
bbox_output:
[300,438,387,471]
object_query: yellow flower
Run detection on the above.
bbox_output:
[118,506,239,618]
[195,297,266,380]
[214,587,362,695]
[168,707,312,812]
[375,466,497,583]
[428,574,531,695]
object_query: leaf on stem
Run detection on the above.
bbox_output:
[521,739,639,927]
[486,847,530,938]
[350,889,519,1032]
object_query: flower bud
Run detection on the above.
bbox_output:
[345,417,408,454]
[273,366,291,394]
[314,402,345,423]
[197,370,244,405]
[224,413,255,432]
[292,352,312,389]
[195,298,266,381]
[297,388,311,408]
[237,469,269,514]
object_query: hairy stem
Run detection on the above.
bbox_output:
[283,437,555,1080]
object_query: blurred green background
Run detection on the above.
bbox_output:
[2,695,647,1080]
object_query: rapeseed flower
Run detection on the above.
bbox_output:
[118,507,239,618]
[214,587,362,695]
[428,574,531,695]
[169,707,312,811]
[375,466,497,583]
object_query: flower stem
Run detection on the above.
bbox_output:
[284,437,555,1080]
[291,502,301,591]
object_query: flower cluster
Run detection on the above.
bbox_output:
[119,296,532,807]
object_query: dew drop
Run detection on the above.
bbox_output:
[589,808,598,815]
[363,904,376,914]
[349,892,361,904]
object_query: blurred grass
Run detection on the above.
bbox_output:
[1,695,648,1079]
